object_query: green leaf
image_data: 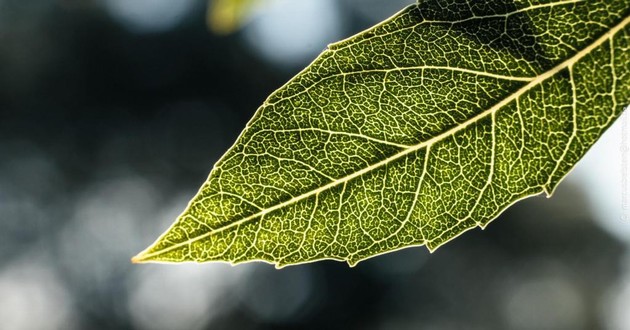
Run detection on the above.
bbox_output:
[134,0,630,267]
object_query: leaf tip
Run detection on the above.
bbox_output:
[131,250,152,264]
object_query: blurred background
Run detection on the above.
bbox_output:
[1,0,630,329]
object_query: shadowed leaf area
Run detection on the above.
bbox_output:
[134,0,630,267]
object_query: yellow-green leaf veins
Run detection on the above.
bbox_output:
[133,0,630,268]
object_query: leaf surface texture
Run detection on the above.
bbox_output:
[135,0,630,267]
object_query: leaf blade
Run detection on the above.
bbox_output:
[134,0,630,267]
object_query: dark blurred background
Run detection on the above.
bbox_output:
[1,0,630,329]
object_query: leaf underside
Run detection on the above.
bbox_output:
[134,0,630,268]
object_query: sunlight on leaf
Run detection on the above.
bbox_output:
[136,0,630,267]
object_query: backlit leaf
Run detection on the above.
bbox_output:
[134,0,630,267]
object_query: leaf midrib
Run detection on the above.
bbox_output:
[134,14,629,262]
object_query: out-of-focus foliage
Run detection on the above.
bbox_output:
[207,0,261,34]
